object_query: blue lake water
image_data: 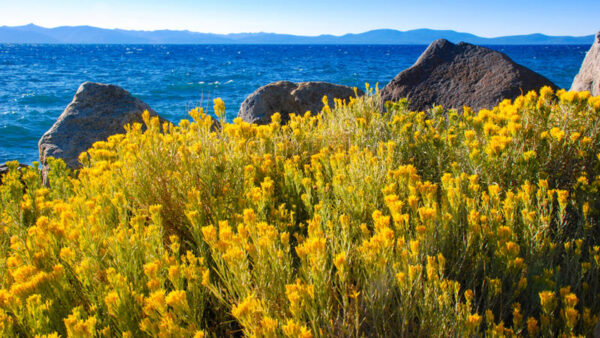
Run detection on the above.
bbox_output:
[0,44,590,164]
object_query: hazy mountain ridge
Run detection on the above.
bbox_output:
[0,24,594,45]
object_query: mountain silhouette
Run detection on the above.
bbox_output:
[0,24,594,45]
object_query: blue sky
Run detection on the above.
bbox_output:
[1,0,598,37]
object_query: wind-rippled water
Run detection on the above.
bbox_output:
[0,44,589,164]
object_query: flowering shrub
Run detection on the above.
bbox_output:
[1,86,600,336]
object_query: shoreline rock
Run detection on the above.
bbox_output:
[238,81,363,125]
[571,31,600,96]
[381,39,558,112]
[38,82,166,170]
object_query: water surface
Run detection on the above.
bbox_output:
[0,44,589,164]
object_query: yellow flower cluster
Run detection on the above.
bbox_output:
[1,87,600,336]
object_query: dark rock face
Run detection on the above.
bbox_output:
[238,81,362,125]
[571,32,600,96]
[38,82,165,169]
[381,39,558,112]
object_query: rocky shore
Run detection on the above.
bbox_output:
[1,33,599,179]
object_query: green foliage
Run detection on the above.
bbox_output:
[1,87,600,336]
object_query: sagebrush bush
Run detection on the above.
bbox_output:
[1,86,600,336]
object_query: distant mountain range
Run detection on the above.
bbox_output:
[0,24,595,45]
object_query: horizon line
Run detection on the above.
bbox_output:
[4,23,596,39]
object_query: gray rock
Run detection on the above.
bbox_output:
[381,39,558,112]
[571,32,600,96]
[38,82,166,169]
[238,81,362,125]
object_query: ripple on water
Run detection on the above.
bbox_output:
[18,93,63,105]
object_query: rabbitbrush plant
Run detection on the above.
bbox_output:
[1,86,600,336]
